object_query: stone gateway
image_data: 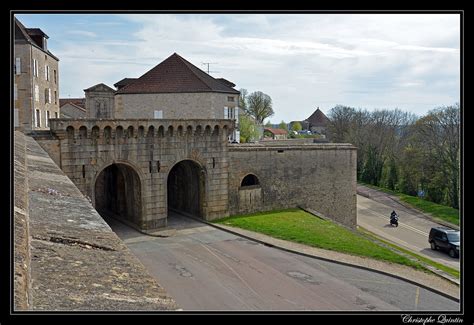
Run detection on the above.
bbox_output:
[35,118,357,231]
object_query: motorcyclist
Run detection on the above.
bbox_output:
[390,210,397,219]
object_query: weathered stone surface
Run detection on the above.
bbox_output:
[14,131,178,311]
[35,119,357,229]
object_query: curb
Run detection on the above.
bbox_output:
[188,216,459,303]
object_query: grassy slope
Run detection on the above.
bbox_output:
[214,209,423,270]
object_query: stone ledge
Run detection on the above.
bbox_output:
[14,131,179,311]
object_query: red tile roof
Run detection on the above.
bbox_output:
[264,128,288,135]
[116,53,239,95]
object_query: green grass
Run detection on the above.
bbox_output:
[359,227,460,279]
[359,182,459,226]
[214,209,424,270]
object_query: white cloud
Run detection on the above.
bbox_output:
[66,30,98,38]
[53,13,460,122]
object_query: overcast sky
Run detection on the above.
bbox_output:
[15,13,460,123]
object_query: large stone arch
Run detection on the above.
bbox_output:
[93,161,144,228]
[167,159,206,219]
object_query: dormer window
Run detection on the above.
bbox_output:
[43,38,47,51]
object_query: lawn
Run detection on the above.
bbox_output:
[360,183,459,226]
[214,209,423,269]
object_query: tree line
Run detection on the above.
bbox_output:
[326,104,460,209]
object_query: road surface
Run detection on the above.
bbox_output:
[357,186,460,270]
[103,213,458,311]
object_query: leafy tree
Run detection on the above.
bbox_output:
[291,121,302,132]
[245,91,274,124]
[279,120,288,131]
[239,113,259,143]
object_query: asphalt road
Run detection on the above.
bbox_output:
[356,186,460,270]
[103,213,458,311]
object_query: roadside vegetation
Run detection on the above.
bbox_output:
[326,104,460,210]
[213,209,425,270]
[360,182,459,226]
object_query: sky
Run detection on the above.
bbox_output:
[15,13,461,123]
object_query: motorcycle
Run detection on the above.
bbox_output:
[390,213,399,227]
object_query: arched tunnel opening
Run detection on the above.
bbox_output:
[95,163,142,227]
[167,160,205,219]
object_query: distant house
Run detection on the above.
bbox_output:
[264,128,288,140]
[304,108,330,135]
[59,98,86,118]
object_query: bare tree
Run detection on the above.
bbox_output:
[245,91,274,124]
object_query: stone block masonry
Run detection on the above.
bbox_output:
[13,131,178,311]
[35,118,357,230]
[228,143,357,229]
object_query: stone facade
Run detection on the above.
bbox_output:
[46,118,233,230]
[36,118,357,231]
[14,19,59,133]
[228,144,357,228]
[115,92,238,120]
[60,103,87,118]
[85,83,116,118]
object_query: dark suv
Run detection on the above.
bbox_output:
[429,227,460,258]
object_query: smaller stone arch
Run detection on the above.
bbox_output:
[241,174,260,187]
[137,126,145,138]
[147,125,155,138]
[157,125,165,137]
[168,125,174,137]
[212,125,220,136]
[186,125,193,136]
[195,125,202,136]
[204,125,212,136]
[91,125,100,141]
[104,126,112,143]
[177,125,184,136]
[116,126,124,138]
[127,126,134,138]
[66,126,75,140]
[79,126,88,139]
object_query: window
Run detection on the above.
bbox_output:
[45,65,50,81]
[34,85,39,102]
[227,96,235,102]
[33,59,38,77]
[15,58,21,75]
[154,110,163,119]
[45,111,50,127]
[48,88,52,103]
[44,88,49,104]
[53,70,57,84]
[14,84,18,100]
[35,109,41,127]
[54,90,57,104]
[224,106,229,119]
[54,112,58,118]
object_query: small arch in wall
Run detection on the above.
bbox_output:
[241,174,260,187]
[78,126,87,139]
[194,125,202,136]
[116,126,124,138]
[186,125,193,136]
[157,126,165,137]
[137,126,145,137]
[66,126,75,140]
[127,126,134,138]
[168,126,174,137]
[177,125,184,136]
[91,126,100,141]
[204,125,212,136]
[212,125,220,136]
[147,125,155,138]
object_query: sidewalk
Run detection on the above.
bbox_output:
[211,222,460,301]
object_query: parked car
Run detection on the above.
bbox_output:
[428,227,460,258]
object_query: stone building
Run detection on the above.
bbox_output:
[263,128,288,140]
[14,17,59,132]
